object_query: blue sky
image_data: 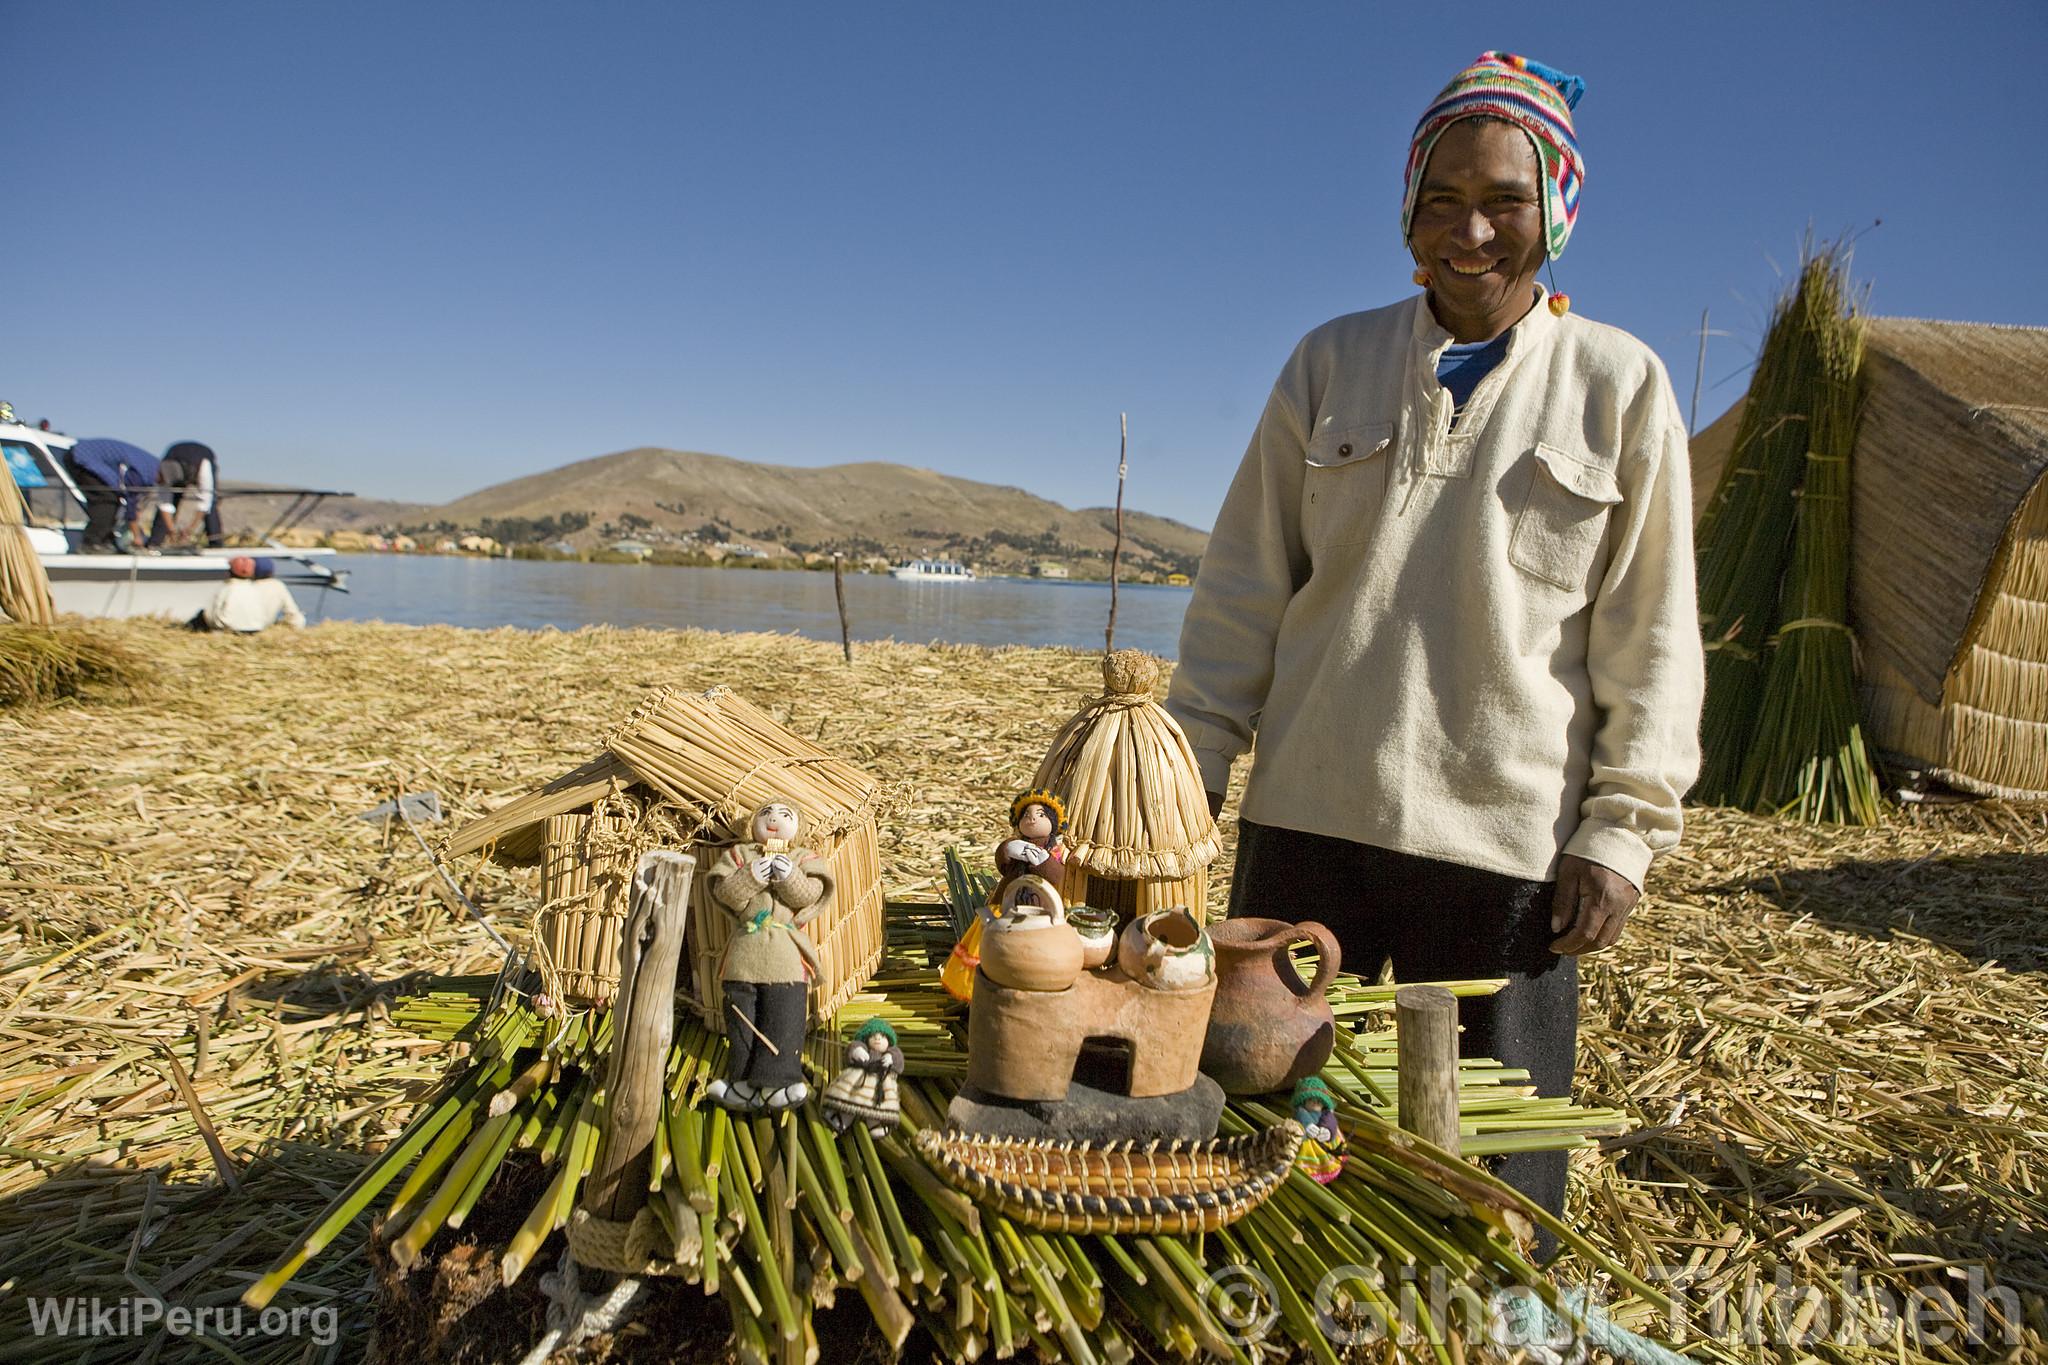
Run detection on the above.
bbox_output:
[10,2,2043,528]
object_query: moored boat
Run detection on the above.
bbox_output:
[890,558,977,581]
[3,417,351,620]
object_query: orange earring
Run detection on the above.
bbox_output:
[1548,293,1572,317]
[1412,268,1431,288]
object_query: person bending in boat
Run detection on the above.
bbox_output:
[1166,52,1703,1253]
[706,800,830,1113]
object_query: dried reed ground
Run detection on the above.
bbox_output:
[0,620,2042,1362]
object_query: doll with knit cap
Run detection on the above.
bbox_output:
[821,1017,904,1138]
[705,800,830,1113]
[1292,1076,1346,1184]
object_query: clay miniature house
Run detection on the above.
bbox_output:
[443,687,885,1028]
[967,966,1215,1102]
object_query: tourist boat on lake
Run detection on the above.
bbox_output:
[890,558,977,581]
[2,416,352,620]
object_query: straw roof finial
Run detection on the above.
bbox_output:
[1102,649,1160,699]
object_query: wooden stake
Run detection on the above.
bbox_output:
[1107,412,1127,655]
[833,553,853,665]
[584,850,696,1220]
[1395,985,1461,1158]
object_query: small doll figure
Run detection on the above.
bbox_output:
[705,800,831,1113]
[993,789,1067,910]
[944,790,1070,1002]
[1292,1076,1346,1185]
[821,1017,904,1138]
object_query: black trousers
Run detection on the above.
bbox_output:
[71,467,122,551]
[1228,819,1577,1251]
[721,981,808,1090]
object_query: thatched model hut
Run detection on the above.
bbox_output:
[443,686,885,1027]
[1032,650,1222,920]
[1691,318,2048,798]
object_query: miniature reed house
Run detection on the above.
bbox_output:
[444,687,886,1024]
[1033,650,1222,921]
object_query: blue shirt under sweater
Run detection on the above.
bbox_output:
[1435,332,1512,425]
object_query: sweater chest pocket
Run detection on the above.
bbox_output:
[1301,422,1393,551]
[1509,442,1623,591]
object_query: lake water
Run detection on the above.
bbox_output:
[310,555,1194,657]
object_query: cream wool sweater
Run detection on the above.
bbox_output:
[1167,291,1704,889]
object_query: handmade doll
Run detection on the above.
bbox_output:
[1292,1076,1346,1184]
[821,1017,905,1138]
[992,789,1068,909]
[943,790,1071,1002]
[705,800,830,1113]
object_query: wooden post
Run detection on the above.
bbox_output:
[583,851,695,1220]
[1395,985,1461,1158]
[833,553,853,664]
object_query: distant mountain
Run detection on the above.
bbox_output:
[289,447,1210,576]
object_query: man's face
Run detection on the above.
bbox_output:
[1407,118,1546,324]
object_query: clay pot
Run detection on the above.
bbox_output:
[1067,907,1117,969]
[980,876,1084,992]
[1199,918,1341,1095]
[1116,907,1214,992]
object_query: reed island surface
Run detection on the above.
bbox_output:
[2,620,2042,1361]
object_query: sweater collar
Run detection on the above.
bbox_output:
[1408,284,1558,358]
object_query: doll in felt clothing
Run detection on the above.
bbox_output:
[821,1017,904,1138]
[1292,1076,1346,1184]
[705,800,831,1113]
[993,789,1068,909]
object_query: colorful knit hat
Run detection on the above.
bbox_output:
[1292,1076,1334,1110]
[1401,52,1586,261]
[853,1017,898,1047]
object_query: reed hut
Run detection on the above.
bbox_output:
[1032,650,1222,921]
[1691,318,2048,798]
[443,686,886,1027]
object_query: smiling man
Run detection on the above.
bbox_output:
[1166,52,1703,1244]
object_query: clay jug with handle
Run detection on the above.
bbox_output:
[1199,918,1342,1095]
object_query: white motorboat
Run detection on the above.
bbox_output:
[3,419,351,620]
[890,558,977,581]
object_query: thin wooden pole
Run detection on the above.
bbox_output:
[1395,984,1460,1157]
[1690,307,1710,437]
[832,553,853,665]
[1106,412,1127,655]
[584,851,695,1220]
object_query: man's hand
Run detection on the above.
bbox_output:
[1549,855,1639,955]
[1207,791,1224,821]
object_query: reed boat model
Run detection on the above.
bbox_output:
[914,1120,1303,1235]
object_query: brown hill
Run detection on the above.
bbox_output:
[305,447,1211,576]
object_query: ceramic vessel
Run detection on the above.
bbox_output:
[1067,906,1117,969]
[1199,918,1341,1095]
[979,876,1084,992]
[1116,907,1214,992]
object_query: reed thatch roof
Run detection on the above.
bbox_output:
[444,686,881,866]
[1690,317,2048,703]
[1032,650,1222,880]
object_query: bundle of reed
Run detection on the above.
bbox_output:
[538,807,642,1005]
[0,619,150,706]
[1691,263,1829,802]
[1734,250,1887,823]
[1032,649,1221,919]
[246,902,1710,1365]
[606,685,881,842]
[0,455,55,626]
